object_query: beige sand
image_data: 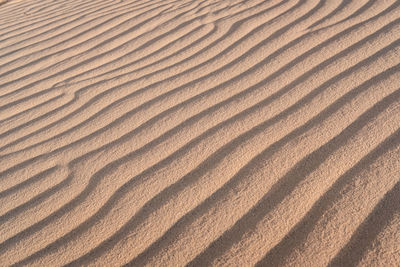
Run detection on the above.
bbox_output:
[0,0,399,266]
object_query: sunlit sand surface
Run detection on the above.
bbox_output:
[0,0,399,266]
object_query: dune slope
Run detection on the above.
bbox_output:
[0,0,399,266]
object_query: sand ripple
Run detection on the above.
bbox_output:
[0,0,399,266]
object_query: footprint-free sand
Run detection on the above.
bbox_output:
[0,0,399,266]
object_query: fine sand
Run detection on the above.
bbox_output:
[1,0,400,266]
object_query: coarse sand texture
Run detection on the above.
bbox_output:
[0,0,399,266]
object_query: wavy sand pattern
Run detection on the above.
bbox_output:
[0,0,399,266]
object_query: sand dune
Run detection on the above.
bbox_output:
[0,0,399,266]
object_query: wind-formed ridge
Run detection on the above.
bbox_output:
[0,0,399,266]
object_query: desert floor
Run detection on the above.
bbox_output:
[0,0,399,266]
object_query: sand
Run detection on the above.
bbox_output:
[0,0,399,266]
